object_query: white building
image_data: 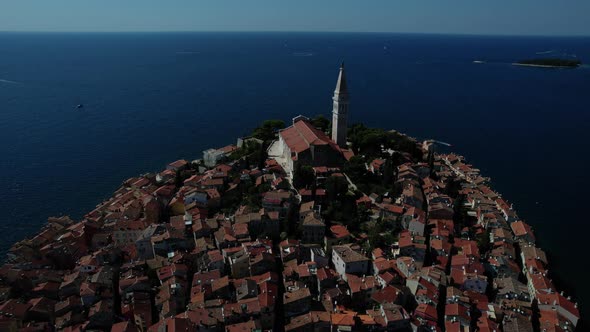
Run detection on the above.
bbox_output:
[203,145,237,167]
[331,244,370,282]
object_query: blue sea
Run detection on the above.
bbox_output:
[1,32,589,315]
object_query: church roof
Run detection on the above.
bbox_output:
[334,63,348,96]
[280,119,341,154]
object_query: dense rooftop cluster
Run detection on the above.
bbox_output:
[0,121,582,332]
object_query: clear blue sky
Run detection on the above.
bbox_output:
[1,0,589,36]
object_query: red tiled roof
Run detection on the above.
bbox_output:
[342,149,355,161]
[184,175,203,185]
[330,225,350,239]
[379,271,397,284]
[248,271,279,284]
[283,287,311,304]
[115,219,145,231]
[371,285,400,304]
[225,320,260,332]
[381,203,404,215]
[445,321,461,332]
[415,303,438,322]
[539,309,561,331]
[218,145,237,153]
[280,119,340,153]
[168,159,188,169]
[111,321,137,332]
[0,299,31,319]
[316,267,338,281]
[538,293,579,320]
[530,273,555,293]
[371,159,385,168]
[511,221,535,241]
[215,164,233,172]
[347,274,376,293]
[356,195,372,206]
[445,303,469,320]
[331,313,356,326]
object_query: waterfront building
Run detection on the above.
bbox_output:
[202,145,237,167]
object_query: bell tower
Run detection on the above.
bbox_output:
[331,63,349,148]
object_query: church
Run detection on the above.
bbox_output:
[268,64,353,178]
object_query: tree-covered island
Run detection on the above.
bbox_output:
[514,58,582,68]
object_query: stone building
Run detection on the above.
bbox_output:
[268,65,353,178]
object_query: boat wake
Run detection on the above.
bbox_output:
[292,52,314,57]
[0,78,21,85]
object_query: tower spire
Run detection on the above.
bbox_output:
[334,62,348,96]
[331,63,349,148]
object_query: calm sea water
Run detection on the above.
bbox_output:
[1,32,589,315]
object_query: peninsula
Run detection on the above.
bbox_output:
[0,65,581,332]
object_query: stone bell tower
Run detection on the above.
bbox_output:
[331,63,349,148]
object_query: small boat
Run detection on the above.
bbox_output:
[76,104,84,109]
[473,60,485,64]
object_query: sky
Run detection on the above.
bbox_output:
[0,1,589,36]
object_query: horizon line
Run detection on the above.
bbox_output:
[0,30,589,38]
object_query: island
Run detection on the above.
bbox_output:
[0,65,581,332]
[514,58,582,68]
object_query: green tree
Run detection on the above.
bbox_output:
[356,205,371,224]
[343,155,367,181]
[340,193,359,229]
[347,123,424,160]
[476,231,492,254]
[174,170,183,188]
[252,144,268,170]
[347,124,389,156]
[293,164,315,189]
[252,119,285,142]
[311,114,331,133]
[382,158,394,188]
[367,222,384,251]
[445,178,463,199]
[325,176,349,202]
